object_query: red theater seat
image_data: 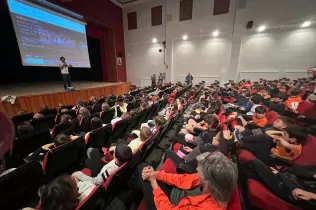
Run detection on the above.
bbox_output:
[247,179,301,210]
[239,136,316,210]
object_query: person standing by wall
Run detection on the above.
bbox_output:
[151,74,156,87]
[185,73,193,85]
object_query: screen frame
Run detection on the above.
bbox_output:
[6,0,91,68]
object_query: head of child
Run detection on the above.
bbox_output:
[54,134,72,147]
[262,89,270,97]
[140,127,153,142]
[254,106,266,119]
[60,114,71,124]
[290,89,301,97]
[274,93,288,103]
[154,115,166,128]
[273,116,295,130]
[113,144,133,165]
[203,114,220,131]
[177,98,185,107]
[101,103,110,112]
[283,125,308,145]
[251,94,263,105]
[91,117,103,130]
[116,96,124,106]
[40,175,78,210]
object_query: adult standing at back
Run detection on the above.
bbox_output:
[185,73,193,85]
[59,56,72,90]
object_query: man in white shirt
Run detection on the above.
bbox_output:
[59,56,72,90]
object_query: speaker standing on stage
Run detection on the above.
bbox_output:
[59,56,72,90]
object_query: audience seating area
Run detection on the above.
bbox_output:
[3,77,316,210]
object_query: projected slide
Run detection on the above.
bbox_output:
[7,0,91,67]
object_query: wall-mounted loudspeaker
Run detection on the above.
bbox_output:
[246,21,254,30]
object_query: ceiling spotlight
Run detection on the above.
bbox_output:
[301,21,311,28]
[258,25,266,32]
[152,38,157,43]
[182,35,188,40]
[212,30,219,37]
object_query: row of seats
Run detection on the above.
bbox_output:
[0,83,195,210]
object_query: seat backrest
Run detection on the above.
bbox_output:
[139,130,160,162]
[128,111,142,131]
[75,185,106,210]
[303,104,316,119]
[293,135,316,166]
[0,161,44,210]
[40,108,57,116]
[51,122,72,138]
[100,109,115,124]
[11,112,34,127]
[297,101,314,115]
[102,161,135,205]
[112,117,131,142]
[42,137,86,181]
[126,102,135,112]
[30,115,55,130]
[265,111,280,125]
[7,129,51,168]
[93,104,102,113]
[86,124,112,149]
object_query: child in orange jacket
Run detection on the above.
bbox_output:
[285,89,302,113]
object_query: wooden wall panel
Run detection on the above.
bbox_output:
[0,82,130,117]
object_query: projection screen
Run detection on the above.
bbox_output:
[7,0,91,67]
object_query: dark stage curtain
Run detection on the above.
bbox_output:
[86,24,108,82]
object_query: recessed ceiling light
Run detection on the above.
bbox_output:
[182,35,188,40]
[152,38,157,43]
[212,30,219,37]
[258,25,266,32]
[301,21,311,28]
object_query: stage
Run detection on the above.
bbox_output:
[0,81,130,116]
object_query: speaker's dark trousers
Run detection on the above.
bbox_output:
[62,74,72,89]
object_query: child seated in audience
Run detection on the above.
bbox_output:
[239,125,307,165]
[261,88,271,106]
[72,144,132,185]
[271,124,307,161]
[140,115,166,133]
[114,95,127,118]
[33,113,44,119]
[165,130,233,168]
[239,106,268,128]
[285,88,302,113]
[28,134,72,162]
[39,175,96,209]
[268,92,288,115]
[245,94,264,116]
[59,114,71,124]
[101,102,110,112]
[127,127,153,152]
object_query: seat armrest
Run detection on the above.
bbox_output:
[177,163,196,174]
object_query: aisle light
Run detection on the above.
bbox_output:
[212,30,220,37]
[182,34,188,40]
[301,21,311,28]
[258,25,266,32]
[152,38,158,43]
